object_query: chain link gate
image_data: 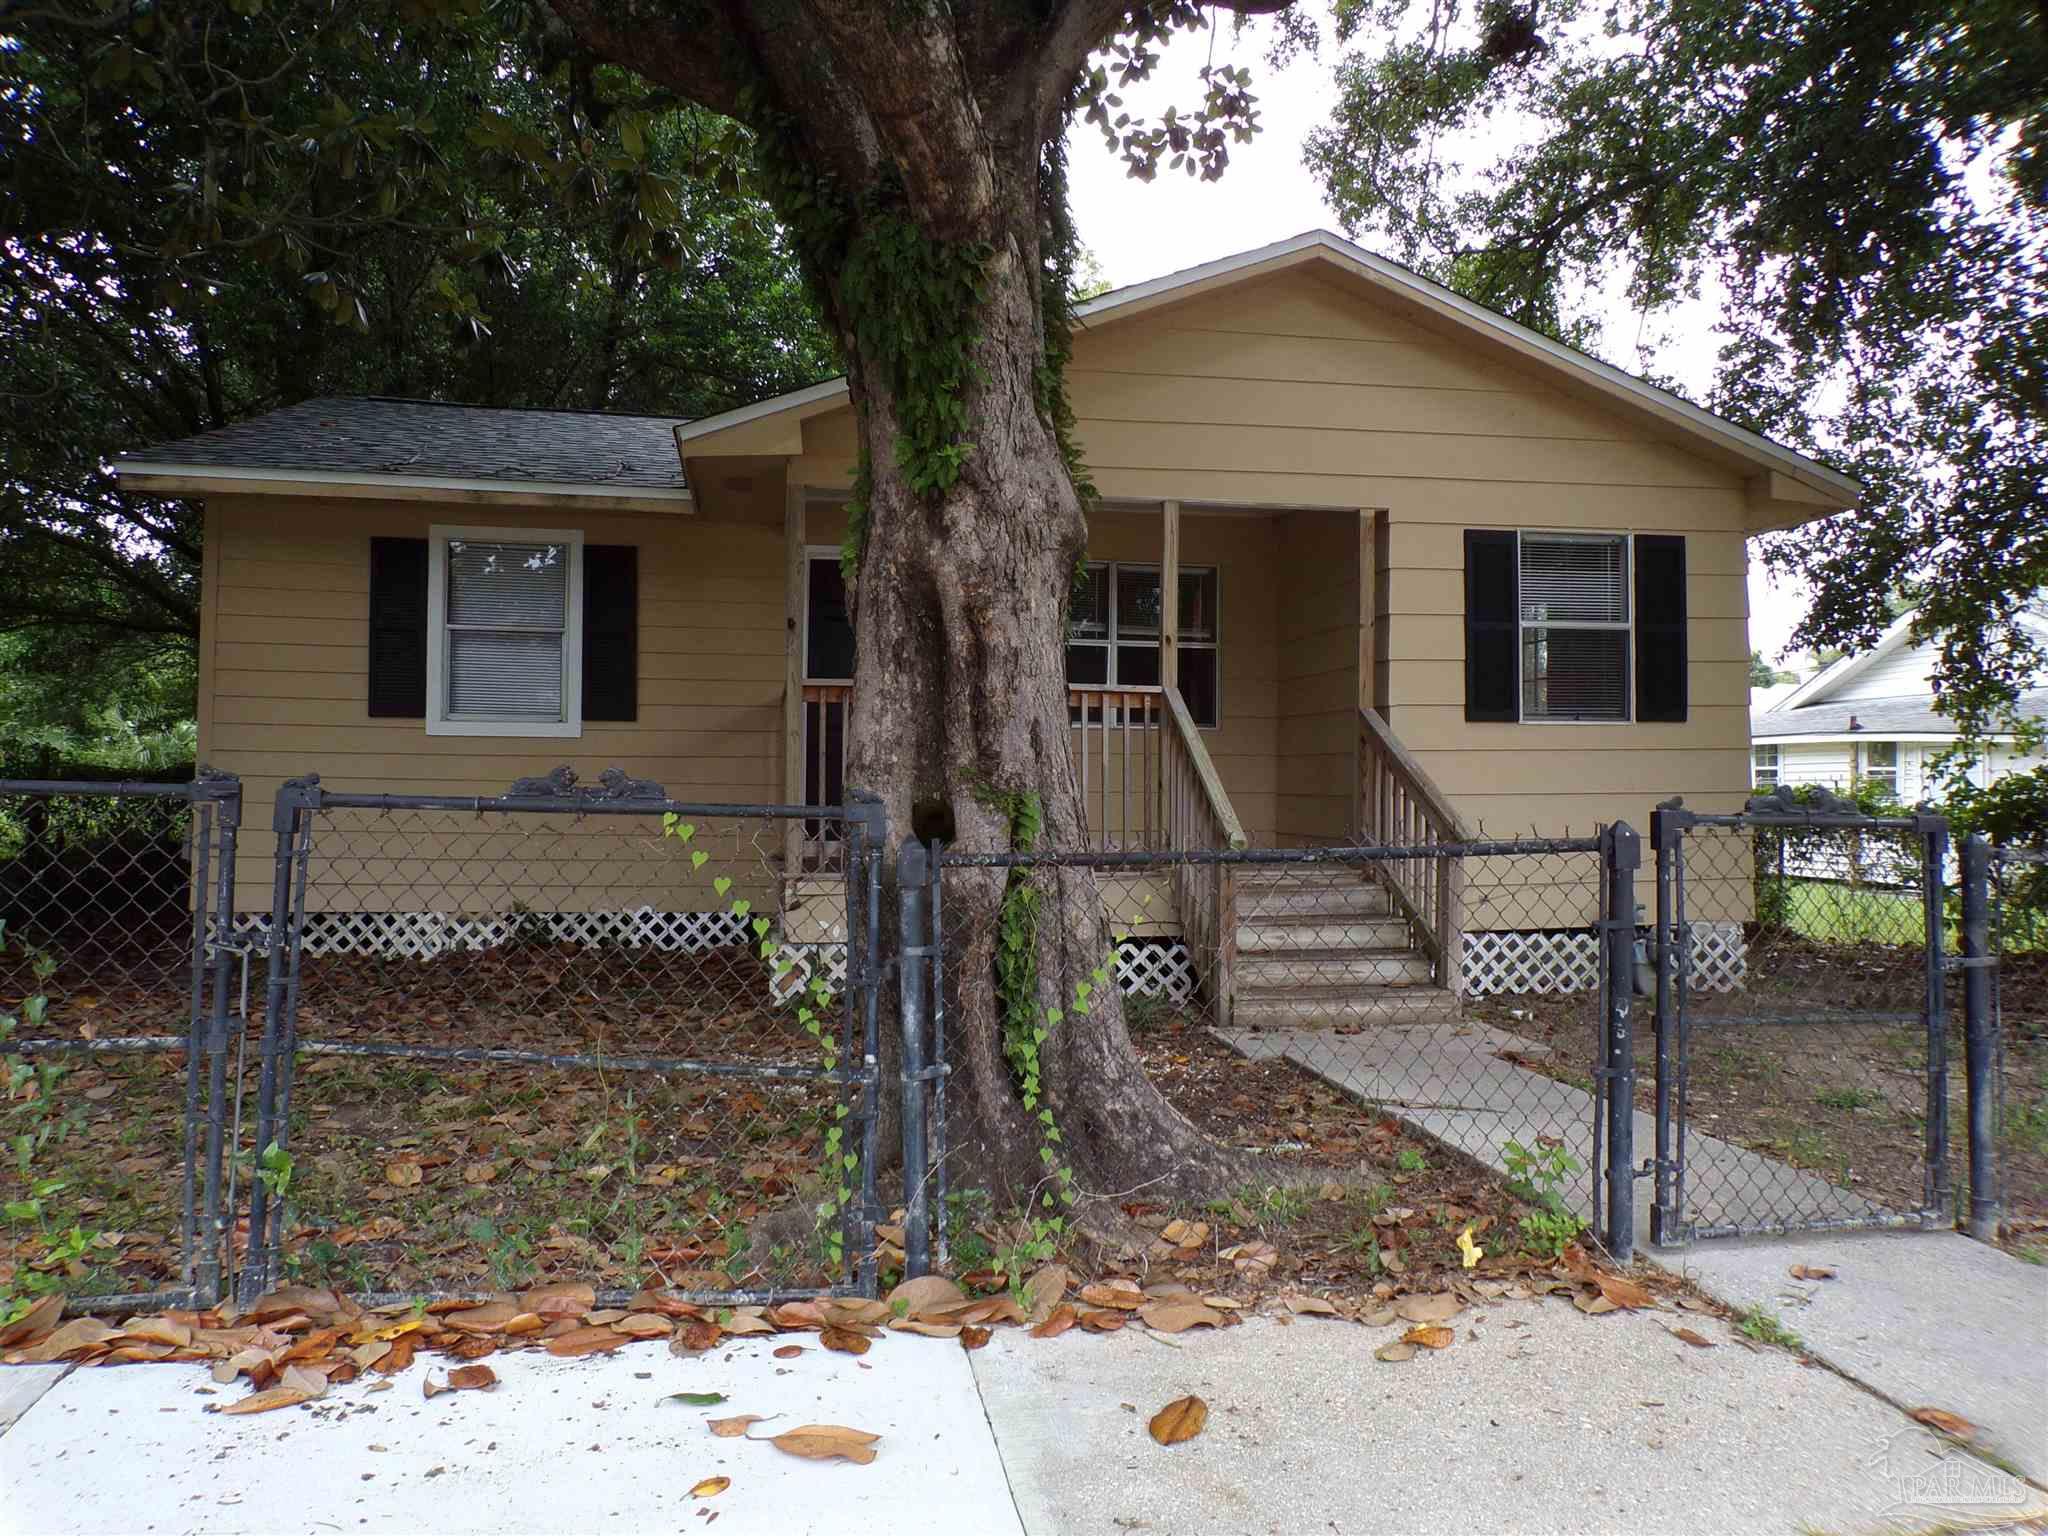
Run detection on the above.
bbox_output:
[1648,791,1952,1246]
[237,770,885,1306]
[0,770,244,1309]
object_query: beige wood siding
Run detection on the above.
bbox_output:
[1274,508,1363,844]
[204,490,785,912]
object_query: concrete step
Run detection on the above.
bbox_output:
[1236,950,1436,989]
[1231,986,1461,1027]
[1235,917,1411,952]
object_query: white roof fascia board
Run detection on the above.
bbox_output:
[672,377,851,447]
[115,461,693,505]
[1774,611,1918,712]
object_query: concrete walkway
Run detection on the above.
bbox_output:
[1224,1020,1894,1243]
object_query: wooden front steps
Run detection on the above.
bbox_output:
[1230,867,1460,1028]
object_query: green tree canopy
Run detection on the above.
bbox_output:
[2,1,833,694]
[1302,0,2047,746]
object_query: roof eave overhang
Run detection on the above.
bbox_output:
[115,461,695,515]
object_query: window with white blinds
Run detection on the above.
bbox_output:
[1519,533,1631,721]
[426,527,584,737]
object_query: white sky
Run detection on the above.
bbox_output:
[1064,21,1812,671]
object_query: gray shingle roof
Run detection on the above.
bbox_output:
[118,396,691,493]
[1753,691,2048,738]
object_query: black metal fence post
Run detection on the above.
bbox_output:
[194,770,242,1305]
[1648,801,1687,1248]
[1917,811,1952,1226]
[1602,821,1642,1263]
[1960,833,1999,1241]
[242,773,319,1302]
[896,837,933,1280]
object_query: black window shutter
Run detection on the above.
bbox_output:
[367,537,428,718]
[1464,530,1519,722]
[1634,534,1688,722]
[582,544,638,722]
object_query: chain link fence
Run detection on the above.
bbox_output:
[0,774,243,1311]
[902,833,1634,1272]
[1648,797,1952,1244]
[1988,845,2048,1234]
[235,772,885,1306]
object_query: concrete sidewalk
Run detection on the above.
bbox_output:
[970,1304,2045,1536]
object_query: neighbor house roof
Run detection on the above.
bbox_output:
[1752,691,2048,743]
[673,228,1862,521]
[115,396,694,508]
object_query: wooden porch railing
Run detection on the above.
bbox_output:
[1162,685,1246,1027]
[798,683,852,868]
[1357,706,1470,992]
[1068,687,1164,849]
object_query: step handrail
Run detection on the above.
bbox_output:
[1162,685,1244,1027]
[1357,706,1468,991]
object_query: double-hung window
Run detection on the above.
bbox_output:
[1066,561,1220,726]
[1856,740,1898,795]
[1519,533,1631,722]
[1752,744,1780,787]
[426,526,584,737]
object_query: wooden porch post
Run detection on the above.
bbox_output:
[1160,499,1181,689]
[783,477,805,873]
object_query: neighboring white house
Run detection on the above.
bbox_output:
[1750,611,2048,799]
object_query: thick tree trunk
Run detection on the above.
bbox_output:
[841,216,1243,1216]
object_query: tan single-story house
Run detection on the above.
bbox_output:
[115,229,1858,1007]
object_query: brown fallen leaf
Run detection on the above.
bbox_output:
[447,1365,497,1391]
[1148,1395,1207,1446]
[888,1319,962,1339]
[1392,1294,1464,1325]
[1078,1279,1146,1311]
[1139,1301,1225,1334]
[11,1318,117,1363]
[1375,1340,1418,1363]
[545,1326,625,1358]
[1077,1309,1129,1333]
[1789,1265,1837,1282]
[958,1326,992,1351]
[820,1327,871,1357]
[0,1294,63,1348]
[1402,1325,1455,1350]
[220,1384,317,1415]
[885,1275,966,1318]
[1281,1294,1339,1317]
[672,1319,724,1355]
[444,1302,520,1334]
[1029,1305,1078,1340]
[1022,1264,1071,1323]
[523,1282,598,1318]
[1670,1327,1715,1349]
[613,1314,673,1340]
[384,1157,424,1187]
[1910,1407,1976,1439]
[709,1414,767,1438]
[1592,1273,1659,1311]
[689,1477,731,1499]
[378,1335,417,1374]
[772,1345,804,1360]
[1573,1293,1619,1316]
[462,1162,498,1185]
[765,1425,881,1465]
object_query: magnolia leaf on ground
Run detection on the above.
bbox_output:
[1669,1327,1715,1349]
[384,1157,424,1187]
[220,1385,318,1415]
[772,1345,804,1359]
[1591,1273,1658,1311]
[1374,1340,1419,1363]
[958,1326,992,1351]
[1574,1294,1619,1316]
[523,1282,597,1317]
[709,1414,767,1437]
[446,1365,497,1391]
[667,1392,729,1407]
[1401,1325,1454,1350]
[613,1314,673,1340]
[0,1295,63,1348]
[1910,1407,1976,1439]
[888,1319,962,1339]
[765,1425,881,1465]
[1078,1280,1145,1311]
[819,1327,871,1356]
[1139,1301,1224,1334]
[1280,1294,1338,1317]
[444,1302,520,1334]
[886,1275,966,1318]
[1078,1309,1129,1333]
[1789,1265,1837,1281]
[1147,1395,1208,1446]
[689,1477,731,1498]
[545,1327,625,1358]
[11,1318,117,1363]
[1022,1264,1071,1322]
[671,1321,724,1355]
[1029,1306,1078,1340]
[1392,1294,1463,1324]
[279,1364,330,1399]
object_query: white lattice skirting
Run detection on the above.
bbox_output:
[228,913,1195,1008]
[1460,923,1747,998]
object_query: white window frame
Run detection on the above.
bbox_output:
[1856,739,1899,794]
[1516,530,1635,725]
[426,524,584,738]
[1068,560,1222,727]
[1752,743,1780,787]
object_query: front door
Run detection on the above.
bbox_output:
[803,551,853,812]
